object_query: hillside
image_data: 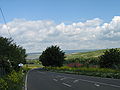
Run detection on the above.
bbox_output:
[26,53,41,60]
[26,48,120,60]
[26,49,96,60]
[66,48,120,59]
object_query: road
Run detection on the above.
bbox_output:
[26,69,120,90]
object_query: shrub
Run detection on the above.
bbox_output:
[0,78,8,90]
[99,48,120,69]
[43,66,120,79]
[0,37,26,73]
[0,70,24,90]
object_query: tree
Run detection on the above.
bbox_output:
[99,48,120,69]
[0,37,27,73]
[39,45,65,67]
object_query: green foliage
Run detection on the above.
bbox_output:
[0,78,8,90]
[39,45,65,67]
[7,71,24,90]
[0,37,27,73]
[26,59,41,64]
[65,49,106,60]
[64,57,99,67]
[44,66,120,79]
[0,70,24,90]
[99,48,120,69]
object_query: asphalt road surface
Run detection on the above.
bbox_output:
[26,69,120,90]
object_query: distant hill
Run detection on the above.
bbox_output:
[26,49,97,60]
[26,48,120,60]
[66,48,120,59]
[64,49,97,54]
[26,52,41,60]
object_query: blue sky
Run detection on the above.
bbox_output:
[0,0,120,23]
[0,0,120,53]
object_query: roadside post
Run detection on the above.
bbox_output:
[18,63,23,72]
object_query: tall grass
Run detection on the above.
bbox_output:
[0,70,24,90]
[43,66,120,79]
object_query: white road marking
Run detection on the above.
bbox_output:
[77,78,120,88]
[62,83,71,87]
[25,69,34,90]
[94,83,100,87]
[25,72,28,90]
[60,77,67,80]
[73,80,79,83]
[55,75,120,88]
[25,69,41,90]
[53,79,58,81]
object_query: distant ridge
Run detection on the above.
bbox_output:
[26,49,97,60]
[64,49,97,54]
[26,48,120,60]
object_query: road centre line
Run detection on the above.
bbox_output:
[56,75,120,88]
[73,80,79,83]
[62,83,72,87]
[94,83,100,87]
[60,77,67,80]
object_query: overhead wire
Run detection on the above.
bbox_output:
[0,7,12,38]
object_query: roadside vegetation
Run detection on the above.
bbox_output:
[43,66,120,79]
[0,70,24,90]
[0,37,27,90]
[25,59,43,69]
[1,37,119,90]
[39,46,120,79]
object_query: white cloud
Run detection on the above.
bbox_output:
[0,16,120,53]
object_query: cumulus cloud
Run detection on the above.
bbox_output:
[0,16,120,52]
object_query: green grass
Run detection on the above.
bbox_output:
[25,59,43,69]
[43,66,120,79]
[23,64,43,69]
[0,70,24,90]
[65,48,120,60]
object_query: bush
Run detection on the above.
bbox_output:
[99,48,120,69]
[0,37,27,73]
[43,66,120,79]
[0,70,24,90]
[0,78,8,90]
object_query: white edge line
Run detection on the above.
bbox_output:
[25,71,29,90]
[62,83,71,87]
[25,69,36,90]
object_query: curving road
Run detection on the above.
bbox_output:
[26,69,120,90]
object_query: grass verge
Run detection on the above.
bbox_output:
[43,66,120,79]
[0,70,24,90]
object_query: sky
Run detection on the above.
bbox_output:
[0,0,120,53]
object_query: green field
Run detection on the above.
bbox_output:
[66,48,120,60]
